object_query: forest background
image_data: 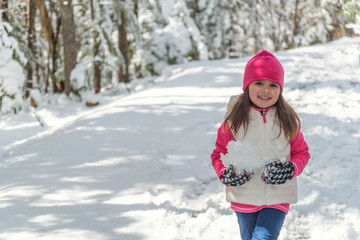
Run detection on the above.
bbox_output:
[0,0,359,116]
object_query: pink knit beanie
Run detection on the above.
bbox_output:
[242,50,284,92]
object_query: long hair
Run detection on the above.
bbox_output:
[224,90,251,138]
[276,94,301,141]
[224,89,300,141]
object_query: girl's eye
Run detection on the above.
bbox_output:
[271,84,279,88]
[255,82,262,85]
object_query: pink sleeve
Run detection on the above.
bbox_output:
[211,122,235,180]
[289,130,310,178]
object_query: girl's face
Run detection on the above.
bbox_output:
[248,80,281,109]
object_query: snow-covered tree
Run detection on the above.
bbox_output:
[192,0,232,59]
[0,0,356,116]
[286,0,347,46]
[227,0,351,55]
[342,0,360,23]
[71,0,140,96]
[135,0,207,75]
[0,21,26,115]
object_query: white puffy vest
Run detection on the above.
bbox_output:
[225,97,298,206]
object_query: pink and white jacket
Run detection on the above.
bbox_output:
[211,97,310,214]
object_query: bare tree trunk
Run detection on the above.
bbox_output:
[134,0,138,18]
[53,11,62,93]
[35,0,56,93]
[254,0,260,53]
[90,0,101,93]
[185,0,199,19]
[118,12,129,83]
[93,44,101,94]
[26,0,37,99]
[60,0,77,96]
[327,2,342,41]
[35,0,54,58]
[34,0,63,93]
[290,0,301,49]
[1,0,9,22]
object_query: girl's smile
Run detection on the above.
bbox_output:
[249,80,280,109]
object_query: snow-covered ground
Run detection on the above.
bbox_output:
[1,37,360,240]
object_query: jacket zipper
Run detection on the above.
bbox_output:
[259,107,269,203]
[261,108,267,123]
[251,106,270,123]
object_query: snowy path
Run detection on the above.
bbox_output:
[1,37,360,239]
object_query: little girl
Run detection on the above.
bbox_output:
[211,50,310,240]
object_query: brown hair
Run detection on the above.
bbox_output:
[224,89,300,141]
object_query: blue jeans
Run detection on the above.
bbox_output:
[235,208,286,240]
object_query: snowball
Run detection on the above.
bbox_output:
[220,140,263,174]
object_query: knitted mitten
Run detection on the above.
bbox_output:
[261,161,294,185]
[221,165,253,187]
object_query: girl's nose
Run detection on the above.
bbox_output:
[262,87,270,93]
